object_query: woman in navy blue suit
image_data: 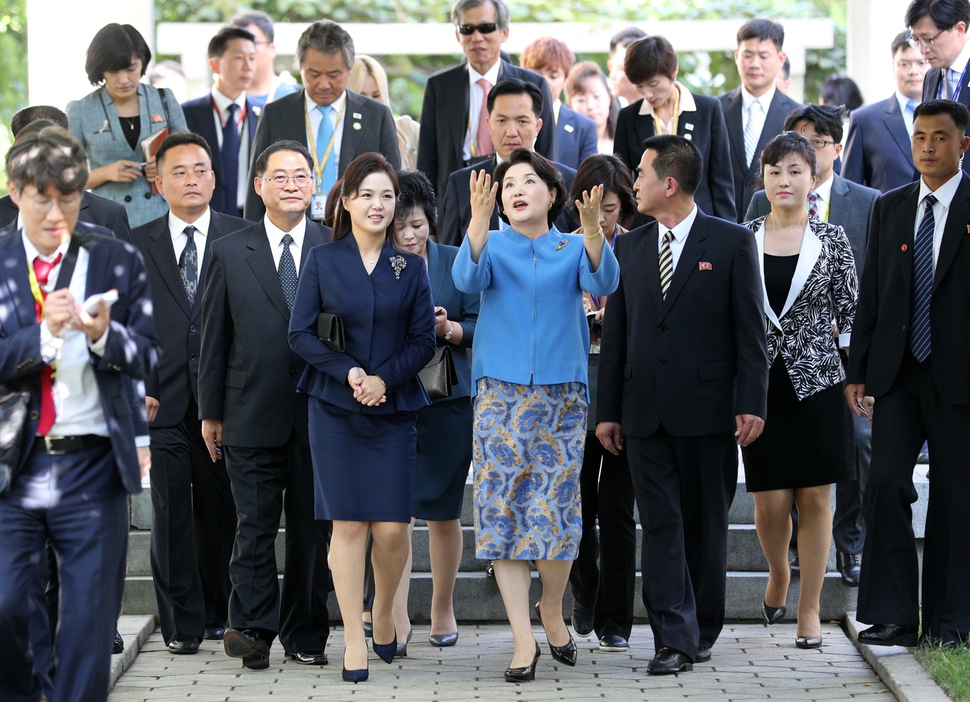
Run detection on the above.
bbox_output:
[289,153,436,682]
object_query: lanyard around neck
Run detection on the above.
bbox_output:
[304,99,346,189]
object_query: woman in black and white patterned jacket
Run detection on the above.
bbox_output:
[740,131,858,650]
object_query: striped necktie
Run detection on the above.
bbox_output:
[659,230,674,299]
[744,100,763,168]
[909,194,936,361]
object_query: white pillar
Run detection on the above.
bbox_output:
[847,0,912,105]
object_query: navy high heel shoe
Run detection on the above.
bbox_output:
[342,665,369,683]
[373,636,398,664]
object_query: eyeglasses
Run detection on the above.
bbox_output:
[22,195,82,214]
[908,27,948,50]
[457,22,498,35]
[807,138,837,150]
[259,174,312,187]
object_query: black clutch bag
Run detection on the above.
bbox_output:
[0,381,32,497]
[418,345,458,401]
[316,312,345,352]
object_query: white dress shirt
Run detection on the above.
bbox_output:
[657,204,699,273]
[210,87,250,210]
[813,173,834,221]
[263,215,307,271]
[463,60,502,161]
[917,169,962,266]
[168,208,210,270]
[305,89,347,185]
[741,84,776,140]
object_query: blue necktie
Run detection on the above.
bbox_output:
[278,233,298,314]
[179,226,199,308]
[315,105,338,196]
[221,103,240,214]
[910,194,936,361]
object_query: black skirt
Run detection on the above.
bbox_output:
[742,358,855,492]
[412,396,473,520]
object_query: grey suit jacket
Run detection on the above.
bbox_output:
[744,174,879,279]
[841,96,918,193]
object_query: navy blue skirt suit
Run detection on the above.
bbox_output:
[289,235,437,522]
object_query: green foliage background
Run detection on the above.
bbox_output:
[0,0,27,194]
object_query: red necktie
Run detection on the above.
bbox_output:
[33,253,62,436]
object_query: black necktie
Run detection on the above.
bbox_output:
[909,194,936,361]
[279,233,298,314]
[222,103,240,214]
[179,226,199,308]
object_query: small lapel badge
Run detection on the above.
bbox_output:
[352,112,362,119]
[699,261,713,271]
[685,123,694,131]
[555,239,568,250]
[353,122,362,130]
[564,124,575,133]
[252,106,261,117]
[151,114,163,123]
[684,133,693,141]
[967,224,970,233]
[901,244,908,251]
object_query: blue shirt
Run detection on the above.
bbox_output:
[453,226,619,393]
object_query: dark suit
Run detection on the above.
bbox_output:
[847,174,970,645]
[438,156,577,246]
[181,96,261,216]
[597,209,768,659]
[132,210,248,644]
[841,96,919,192]
[718,87,802,221]
[0,192,131,242]
[198,218,331,654]
[615,94,737,221]
[0,229,158,702]
[922,68,970,175]
[243,90,400,221]
[556,104,598,172]
[417,60,558,199]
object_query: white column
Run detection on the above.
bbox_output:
[847,0,912,105]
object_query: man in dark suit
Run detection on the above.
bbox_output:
[182,27,259,218]
[200,140,331,670]
[438,80,576,245]
[417,0,557,199]
[718,19,802,221]
[132,133,248,655]
[244,20,400,222]
[746,104,880,587]
[597,135,768,674]
[842,32,927,192]
[0,127,158,702]
[911,0,970,113]
[847,99,970,648]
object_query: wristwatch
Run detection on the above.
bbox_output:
[444,321,455,341]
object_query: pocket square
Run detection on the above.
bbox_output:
[699,262,713,271]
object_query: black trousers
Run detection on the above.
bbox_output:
[224,432,331,653]
[569,433,636,639]
[858,355,970,644]
[626,428,737,659]
[149,402,235,643]
[833,412,872,555]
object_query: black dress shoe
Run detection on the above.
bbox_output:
[485,561,495,579]
[168,637,201,655]
[762,601,787,626]
[571,605,594,637]
[534,602,577,665]
[837,552,861,587]
[429,632,458,647]
[858,623,919,648]
[286,651,328,665]
[648,647,693,674]
[224,628,271,669]
[113,630,125,655]
[204,627,226,640]
[504,640,541,683]
[695,647,711,662]
[598,634,629,652]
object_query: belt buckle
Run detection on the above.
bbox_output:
[43,436,67,455]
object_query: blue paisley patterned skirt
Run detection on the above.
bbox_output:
[472,377,587,561]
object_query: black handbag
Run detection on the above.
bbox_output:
[418,345,458,401]
[316,312,345,352]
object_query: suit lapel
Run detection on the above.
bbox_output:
[750,92,788,176]
[895,183,921,289]
[635,223,664,313]
[883,98,912,163]
[196,101,222,163]
[147,219,192,318]
[339,91,364,173]
[935,174,970,288]
[245,97,260,148]
[724,90,747,173]
[0,232,36,328]
[827,176,850,226]
[635,111,655,149]
[924,69,942,101]
[301,219,326,270]
[451,67,470,158]
[752,220,781,330]
[661,213,707,315]
[246,222,291,321]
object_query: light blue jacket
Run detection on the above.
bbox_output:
[453,227,619,394]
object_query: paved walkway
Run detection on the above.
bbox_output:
[109,622,891,701]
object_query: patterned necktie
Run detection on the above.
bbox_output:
[942,68,954,99]
[33,253,62,436]
[475,78,493,157]
[278,233,298,314]
[744,100,763,168]
[315,104,338,197]
[221,103,240,214]
[659,230,674,299]
[909,194,936,361]
[807,190,819,218]
[179,226,199,308]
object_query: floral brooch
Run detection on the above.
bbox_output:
[390,255,407,280]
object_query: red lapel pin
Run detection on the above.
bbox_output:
[901,244,908,251]
[699,262,713,271]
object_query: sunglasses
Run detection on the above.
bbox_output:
[457,22,499,35]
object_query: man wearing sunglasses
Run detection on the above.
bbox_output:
[417,0,557,199]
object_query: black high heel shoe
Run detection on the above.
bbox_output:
[534,602,578,666]
[372,636,398,664]
[762,601,786,626]
[505,640,541,682]
[795,635,823,649]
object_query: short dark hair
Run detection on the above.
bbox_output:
[6,126,89,196]
[85,23,152,85]
[780,56,791,80]
[231,10,275,42]
[397,170,438,238]
[487,79,544,118]
[784,103,845,144]
[892,30,914,56]
[254,140,313,177]
[610,27,648,54]
[914,98,970,132]
[761,131,819,178]
[296,20,354,68]
[565,61,620,139]
[820,75,864,113]
[208,26,256,60]
[624,36,679,85]
[641,135,702,197]
[451,0,511,32]
[333,153,400,242]
[905,0,970,32]
[156,132,213,170]
[494,148,567,228]
[11,106,68,137]
[737,19,785,51]
[569,154,637,229]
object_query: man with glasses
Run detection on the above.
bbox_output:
[230,10,298,111]
[417,0,557,199]
[131,132,248,657]
[842,31,928,192]
[200,141,332,671]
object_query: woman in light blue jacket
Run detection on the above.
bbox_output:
[68,24,187,228]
